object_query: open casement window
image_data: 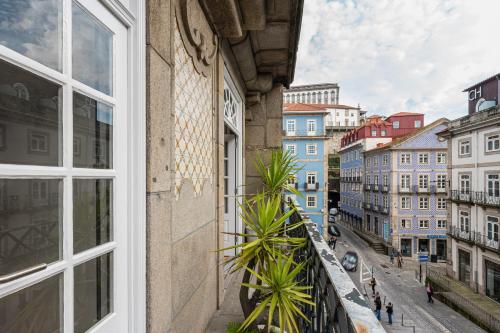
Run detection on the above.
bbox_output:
[307,119,317,135]
[487,174,500,198]
[459,211,470,233]
[460,174,471,194]
[0,1,130,332]
[487,216,499,244]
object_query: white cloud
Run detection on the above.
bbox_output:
[294,0,500,122]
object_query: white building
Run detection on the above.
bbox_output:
[438,74,500,302]
[284,83,340,104]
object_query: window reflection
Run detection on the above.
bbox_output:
[0,179,62,276]
[73,179,112,254]
[0,0,62,70]
[0,273,63,333]
[0,59,62,166]
[72,2,113,95]
[74,253,112,333]
[73,92,113,168]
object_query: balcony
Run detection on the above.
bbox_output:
[451,190,472,204]
[304,182,319,191]
[381,206,389,214]
[381,185,389,192]
[472,191,500,207]
[448,225,474,244]
[365,184,372,191]
[354,176,362,183]
[285,208,387,332]
[373,184,379,191]
[364,202,372,209]
[285,130,327,138]
[398,186,412,194]
[412,185,437,194]
[372,204,380,212]
[449,226,500,253]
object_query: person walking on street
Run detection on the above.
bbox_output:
[426,282,434,303]
[370,277,377,296]
[397,253,403,269]
[389,249,395,265]
[374,293,382,321]
[386,302,394,324]
[328,235,337,250]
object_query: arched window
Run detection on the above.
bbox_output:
[331,90,336,104]
[312,92,316,103]
[318,92,322,103]
[307,92,311,103]
[324,91,329,103]
[13,83,30,101]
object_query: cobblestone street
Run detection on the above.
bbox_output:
[333,222,486,333]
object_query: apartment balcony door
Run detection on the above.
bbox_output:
[459,249,471,286]
[0,0,130,332]
[223,70,242,258]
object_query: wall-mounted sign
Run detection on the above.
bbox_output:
[468,86,482,101]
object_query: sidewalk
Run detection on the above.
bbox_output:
[427,268,500,332]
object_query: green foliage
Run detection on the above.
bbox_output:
[254,149,302,199]
[227,322,259,333]
[240,253,314,333]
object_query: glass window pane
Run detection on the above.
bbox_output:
[0,179,62,276]
[74,253,112,333]
[0,273,63,333]
[0,0,62,70]
[73,179,112,254]
[73,92,113,169]
[72,2,113,95]
[0,59,62,166]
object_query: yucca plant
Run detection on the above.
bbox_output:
[239,253,314,333]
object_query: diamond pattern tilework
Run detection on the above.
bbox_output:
[174,24,214,199]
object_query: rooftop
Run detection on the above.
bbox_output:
[284,102,361,112]
[463,73,500,92]
[284,83,339,92]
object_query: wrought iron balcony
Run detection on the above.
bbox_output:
[381,185,389,192]
[449,226,500,253]
[451,190,472,204]
[448,225,474,244]
[381,206,389,214]
[398,186,413,194]
[365,184,372,191]
[304,182,320,191]
[373,184,379,191]
[285,130,327,137]
[288,207,386,333]
[472,191,500,207]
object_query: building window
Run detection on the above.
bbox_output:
[419,219,429,229]
[400,153,411,164]
[418,153,429,164]
[415,120,422,128]
[487,216,499,242]
[393,121,400,129]
[286,119,296,134]
[306,195,317,208]
[437,197,447,210]
[287,174,297,185]
[487,174,500,198]
[437,174,447,190]
[486,134,500,153]
[381,130,386,137]
[419,197,429,209]
[459,139,471,156]
[382,195,388,208]
[382,155,388,165]
[418,174,429,190]
[400,174,411,190]
[374,195,379,206]
[28,131,49,154]
[373,157,378,166]
[366,157,370,167]
[383,174,388,186]
[437,152,446,164]
[286,144,296,155]
[401,196,411,209]
[307,119,317,134]
[401,218,411,229]
[437,219,447,229]
[366,175,370,184]
[459,211,470,233]
[460,174,471,194]
[306,172,317,185]
[306,144,317,155]
[371,130,377,136]
[374,175,379,185]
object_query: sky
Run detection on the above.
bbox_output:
[294,0,500,122]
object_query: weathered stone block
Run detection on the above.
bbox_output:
[265,118,283,148]
[265,84,283,119]
[146,47,173,193]
[246,125,265,147]
[147,0,172,63]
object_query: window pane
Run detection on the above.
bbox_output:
[0,0,62,70]
[72,2,113,95]
[73,92,113,168]
[0,273,63,333]
[73,179,112,254]
[0,179,62,276]
[74,253,112,333]
[0,59,62,166]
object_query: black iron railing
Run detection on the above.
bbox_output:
[288,207,386,333]
[449,226,500,252]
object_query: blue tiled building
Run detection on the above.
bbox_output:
[283,103,329,234]
[364,119,449,258]
[339,143,364,230]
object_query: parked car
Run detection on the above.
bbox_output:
[328,215,335,223]
[329,208,338,223]
[328,225,341,237]
[341,251,358,272]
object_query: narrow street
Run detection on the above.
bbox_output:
[332,222,486,333]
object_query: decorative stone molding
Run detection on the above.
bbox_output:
[175,0,218,77]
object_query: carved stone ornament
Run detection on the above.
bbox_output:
[175,0,218,77]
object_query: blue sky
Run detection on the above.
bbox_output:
[294,0,500,122]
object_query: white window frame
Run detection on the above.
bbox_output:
[307,119,317,135]
[306,172,317,185]
[400,153,411,165]
[437,219,447,229]
[418,153,429,165]
[460,174,471,194]
[487,216,499,243]
[419,197,429,209]
[373,157,378,166]
[400,174,411,190]
[393,121,400,129]
[286,119,296,135]
[486,134,500,153]
[460,211,470,233]
[437,174,447,191]
[437,152,446,164]
[401,218,411,229]
[306,143,318,155]
[401,196,411,209]
[437,197,447,210]
[487,173,500,198]
[459,139,471,156]
[382,154,388,165]
[414,120,422,128]
[418,174,429,190]
[306,195,317,208]
[419,219,429,229]
[286,144,296,155]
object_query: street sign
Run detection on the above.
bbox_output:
[418,251,429,263]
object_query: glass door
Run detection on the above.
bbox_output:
[0,0,128,332]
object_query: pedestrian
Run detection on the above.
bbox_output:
[386,302,393,324]
[370,277,377,296]
[426,282,434,303]
[397,253,403,269]
[328,235,337,250]
[389,249,395,265]
[374,293,382,320]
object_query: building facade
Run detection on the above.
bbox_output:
[439,74,500,301]
[0,1,304,332]
[364,120,449,258]
[284,83,339,104]
[340,113,425,231]
[283,103,329,233]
